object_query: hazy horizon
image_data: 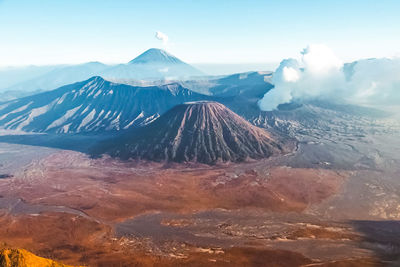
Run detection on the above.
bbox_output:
[0,60,279,77]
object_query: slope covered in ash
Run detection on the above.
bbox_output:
[0,76,211,133]
[208,71,273,97]
[94,101,284,164]
[177,71,273,96]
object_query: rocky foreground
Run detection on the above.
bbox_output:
[0,248,78,267]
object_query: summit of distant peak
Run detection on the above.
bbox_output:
[87,76,105,82]
[128,48,183,65]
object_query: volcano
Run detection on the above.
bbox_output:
[128,48,183,65]
[102,48,203,80]
[94,101,285,164]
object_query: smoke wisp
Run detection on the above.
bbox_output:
[258,44,400,111]
[155,31,169,46]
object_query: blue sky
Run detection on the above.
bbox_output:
[0,0,399,67]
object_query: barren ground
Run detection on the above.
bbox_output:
[0,116,399,266]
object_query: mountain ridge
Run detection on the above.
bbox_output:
[0,76,211,133]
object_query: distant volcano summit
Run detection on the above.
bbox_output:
[95,101,285,164]
[129,48,183,64]
[102,48,203,80]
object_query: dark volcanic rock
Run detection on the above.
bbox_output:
[95,101,284,164]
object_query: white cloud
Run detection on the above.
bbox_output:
[258,44,400,111]
[301,44,342,74]
[282,66,299,82]
[155,31,169,45]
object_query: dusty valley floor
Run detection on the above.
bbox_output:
[0,116,399,266]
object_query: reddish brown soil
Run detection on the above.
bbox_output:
[0,152,347,222]
[164,247,313,267]
[0,212,317,266]
[0,151,362,266]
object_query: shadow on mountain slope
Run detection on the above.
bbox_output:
[0,133,114,153]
